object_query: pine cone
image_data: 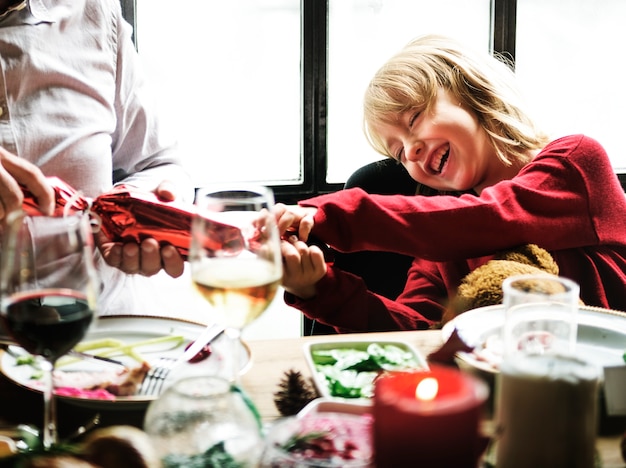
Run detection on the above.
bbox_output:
[274,369,319,416]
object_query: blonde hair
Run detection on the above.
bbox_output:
[363,34,549,166]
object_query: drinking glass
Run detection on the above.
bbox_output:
[189,185,282,383]
[144,375,263,465]
[494,274,600,467]
[0,211,99,449]
[501,273,580,359]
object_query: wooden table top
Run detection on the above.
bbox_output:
[242,329,626,468]
[1,328,624,466]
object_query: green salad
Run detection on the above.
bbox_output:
[311,343,423,398]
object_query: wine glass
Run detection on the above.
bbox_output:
[0,211,100,449]
[144,375,263,464]
[189,185,283,383]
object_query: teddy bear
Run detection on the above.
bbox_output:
[441,243,560,325]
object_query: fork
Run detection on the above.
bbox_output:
[138,323,225,397]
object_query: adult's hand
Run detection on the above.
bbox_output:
[96,180,185,278]
[0,146,54,219]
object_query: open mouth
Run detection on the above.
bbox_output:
[429,144,450,174]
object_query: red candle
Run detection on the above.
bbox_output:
[373,365,489,468]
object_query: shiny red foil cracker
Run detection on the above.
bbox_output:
[21,177,245,258]
[21,176,89,217]
[92,185,199,257]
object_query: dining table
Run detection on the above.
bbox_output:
[1,328,625,467]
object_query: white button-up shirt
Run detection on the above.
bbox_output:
[0,0,196,315]
[0,0,192,200]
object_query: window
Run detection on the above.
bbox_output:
[515,0,626,173]
[326,0,491,183]
[129,0,626,202]
[135,0,302,195]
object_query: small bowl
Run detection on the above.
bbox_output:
[259,412,374,467]
[303,339,428,400]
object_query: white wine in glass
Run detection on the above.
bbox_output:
[190,185,282,382]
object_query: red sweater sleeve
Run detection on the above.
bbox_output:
[284,257,467,332]
[301,135,626,261]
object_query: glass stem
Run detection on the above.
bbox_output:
[224,326,242,386]
[40,359,57,449]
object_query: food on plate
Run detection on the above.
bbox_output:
[82,426,160,468]
[310,343,424,398]
[54,362,151,398]
[468,331,559,371]
[7,333,192,399]
[5,325,229,401]
[470,334,504,370]
[65,335,185,366]
[184,340,213,363]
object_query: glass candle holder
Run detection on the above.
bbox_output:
[259,412,374,467]
[143,376,263,466]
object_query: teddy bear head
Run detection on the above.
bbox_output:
[441,244,559,325]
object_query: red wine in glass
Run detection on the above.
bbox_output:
[1,289,94,362]
[0,212,99,449]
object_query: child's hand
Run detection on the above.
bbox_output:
[274,203,317,242]
[280,234,327,299]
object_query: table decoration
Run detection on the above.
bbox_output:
[494,274,600,468]
[372,365,489,468]
[274,369,319,416]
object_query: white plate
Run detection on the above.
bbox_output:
[0,315,251,410]
[303,339,428,401]
[441,305,626,374]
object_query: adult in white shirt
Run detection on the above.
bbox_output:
[0,0,195,315]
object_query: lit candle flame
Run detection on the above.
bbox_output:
[415,377,438,401]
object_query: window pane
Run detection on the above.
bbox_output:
[136,1,301,187]
[516,0,626,171]
[327,0,492,183]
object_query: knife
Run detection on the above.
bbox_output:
[176,322,226,365]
